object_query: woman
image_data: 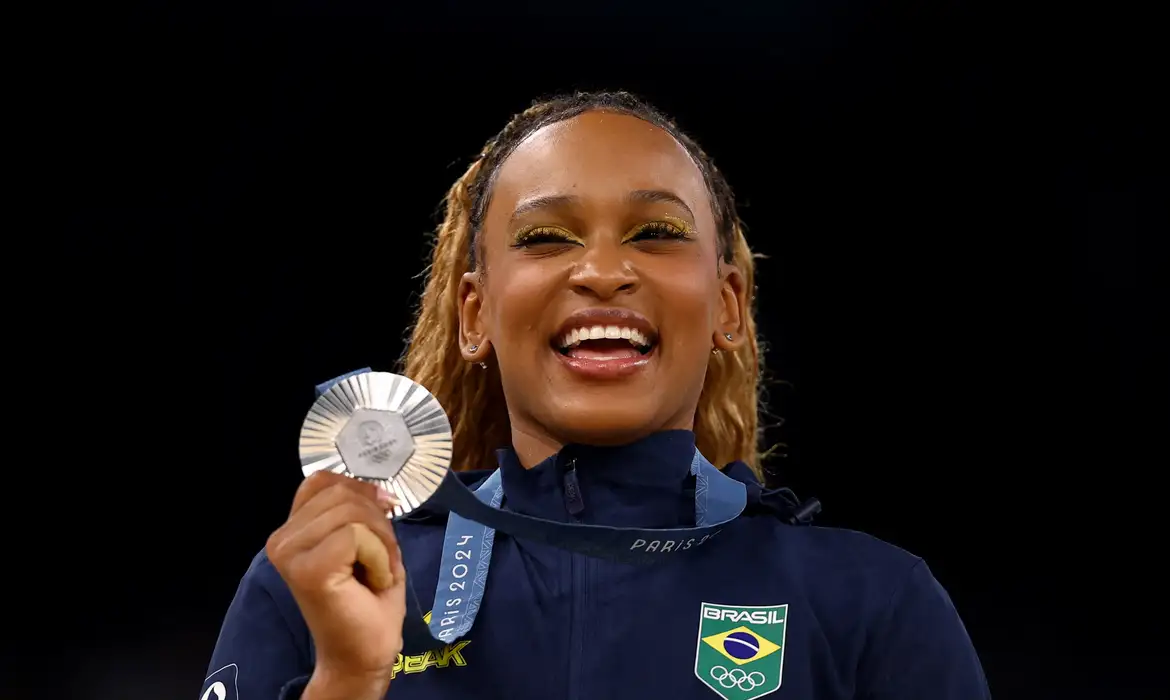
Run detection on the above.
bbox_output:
[201,91,989,700]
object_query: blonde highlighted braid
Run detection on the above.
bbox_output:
[400,91,765,476]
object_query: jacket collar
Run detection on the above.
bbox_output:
[410,433,819,527]
[493,430,703,527]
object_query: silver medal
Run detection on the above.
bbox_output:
[299,371,453,519]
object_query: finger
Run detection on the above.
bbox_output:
[270,498,392,567]
[351,523,394,590]
[364,515,405,582]
[291,524,362,592]
[288,480,396,534]
[348,507,404,581]
[287,520,394,594]
[290,471,383,516]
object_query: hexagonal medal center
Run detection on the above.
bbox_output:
[335,408,416,480]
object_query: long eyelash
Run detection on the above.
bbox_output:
[626,220,693,242]
[511,227,582,248]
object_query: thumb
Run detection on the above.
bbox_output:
[350,523,395,590]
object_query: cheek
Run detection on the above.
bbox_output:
[484,262,562,348]
[646,255,721,347]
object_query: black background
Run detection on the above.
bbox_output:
[36,1,1167,698]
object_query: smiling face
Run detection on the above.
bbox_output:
[459,110,747,463]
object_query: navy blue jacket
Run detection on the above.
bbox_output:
[201,431,989,700]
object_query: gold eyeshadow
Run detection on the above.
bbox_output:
[511,225,586,247]
[620,217,695,243]
[661,215,697,235]
[511,216,697,249]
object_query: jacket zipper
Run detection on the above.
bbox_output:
[569,551,588,700]
[563,458,587,700]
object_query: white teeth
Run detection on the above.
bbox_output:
[558,325,653,350]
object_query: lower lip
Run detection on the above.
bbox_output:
[554,347,655,380]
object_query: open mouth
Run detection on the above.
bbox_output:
[554,325,657,359]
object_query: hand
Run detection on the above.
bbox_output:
[267,472,406,699]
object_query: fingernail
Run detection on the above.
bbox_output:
[375,487,397,510]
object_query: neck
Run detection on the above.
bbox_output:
[507,415,699,470]
[508,423,565,470]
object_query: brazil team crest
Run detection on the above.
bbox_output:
[694,602,787,700]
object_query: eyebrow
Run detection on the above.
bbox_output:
[627,189,695,220]
[509,189,696,225]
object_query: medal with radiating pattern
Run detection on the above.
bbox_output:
[298,371,453,519]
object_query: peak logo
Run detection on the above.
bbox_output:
[391,611,471,679]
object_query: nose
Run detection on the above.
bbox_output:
[567,240,639,300]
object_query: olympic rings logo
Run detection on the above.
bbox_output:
[710,666,767,691]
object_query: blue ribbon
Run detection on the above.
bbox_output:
[313,369,747,647]
[427,448,743,643]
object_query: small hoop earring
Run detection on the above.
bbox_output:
[711,348,719,355]
[478,361,487,369]
[724,333,733,341]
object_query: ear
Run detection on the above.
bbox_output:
[458,271,491,362]
[712,264,748,352]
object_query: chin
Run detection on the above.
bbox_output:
[544,401,670,447]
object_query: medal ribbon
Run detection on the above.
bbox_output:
[313,370,747,648]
